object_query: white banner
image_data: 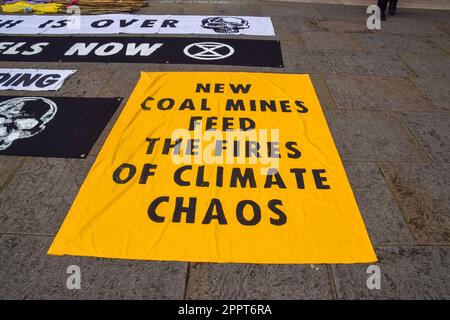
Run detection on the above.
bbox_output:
[0,69,76,91]
[0,15,275,36]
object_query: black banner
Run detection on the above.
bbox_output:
[0,300,435,316]
[0,36,283,68]
[0,96,122,158]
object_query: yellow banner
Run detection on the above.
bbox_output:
[49,72,377,263]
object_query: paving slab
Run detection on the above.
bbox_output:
[279,32,304,52]
[185,263,333,299]
[379,21,447,37]
[179,3,217,15]
[270,1,450,11]
[0,157,95,235]
[153,63,263,73]
[382,8,450,24]
[379,163,450,244]
[0,156,25,190]
[318,18,370,33]
[353,33,445,55]
[0,61,48,69]
[435,22,450,36]
[0,234,187,299]
[261,2,322,17]
[272,19,308,55]
[401,112,450,163]
[324,75,435,111]
[414,78,450,111]
[272,19,305,51]
[315,3,368,20]
[327,52,413,77]
[309,74,336,109]
[0,90,25,97]
[430,36,450,54]
[214,3,263,16]
[137,3,183,15]
[97,64,153,99]
[283,50,334,73]
[54,67,114,98]
[275,16,328,33]
[300,32,363,51]
[344,162,415,245]
[331,246,450,299]
[324,109,429,162]
[401,54,450,78]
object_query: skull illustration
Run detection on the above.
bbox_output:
[0,97,57,151]
[201,17,250,34]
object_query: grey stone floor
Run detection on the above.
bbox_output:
[0,1,449,299]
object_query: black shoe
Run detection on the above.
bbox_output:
[389,4,397,15]
[381,13,386,21]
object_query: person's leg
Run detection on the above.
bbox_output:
[378,0,388,20]
[389,0,398,15]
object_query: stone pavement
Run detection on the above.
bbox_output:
[271,0,450,10]
[0,1,449,299]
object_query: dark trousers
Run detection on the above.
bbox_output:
[377,0,398,13]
